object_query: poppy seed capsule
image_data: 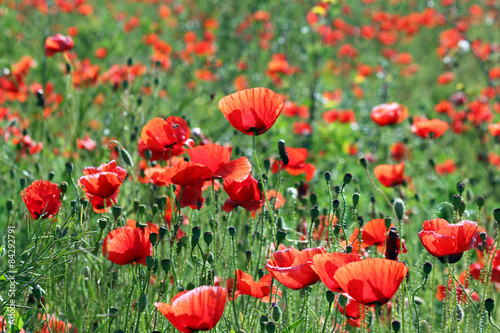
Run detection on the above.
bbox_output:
[159,226,167,240]
[456,181,465,194]
[343,173,353,185]
[485,298,495,314]
[146,256,155,270]
[477,196,485,208]
[32,284,43,300]
[480,232,487,243]
[65,162,74,174]
[385,217,392,229]
[264,159,271,171]
[423,261,433,275]
[392,320,401,332]
[138,204,146,215]
[192,226,201,241]
[332,199,340,210]
[278,140,289,165]
[99,218,107,230]
[258,269,265,279]
[152,204,159,216]
[260,316,268,330]
[326,290,335,305]
[266,321,276,333]
[339,294,348,307]
[203,231,213,246]
[324,171,331,181]
[20,177,27,189]
[459,201,466,216]
[245,250,252,261]
[161,259,171,274]
[452,194,462,209]
[345,245,353,254]
[149,233,158,246]
[310,192,318,205]
[112,206,122,219]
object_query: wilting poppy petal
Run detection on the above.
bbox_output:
[334,258,408,306]
[218,87,284,135]
[155,286,227,333]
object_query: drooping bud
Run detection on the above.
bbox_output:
[359,157,368,169]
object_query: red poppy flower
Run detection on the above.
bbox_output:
[44,34,74,57]
[310,253,361,292]
[76,135,97,151]
[370,103,408,126]
[78,160,127,212]
[435,159,456,175]
[488,122,500,138]
[155,286,227,333]
[222,176,263,213]
[35,314,75,333]
[102,226,152,266]
[373,162,405,187]
[390,142,407,161]
[187,143,251,181]
[271,147,316,181]
[218,87,284,135]
[21,180,61,219]
[334,258,408,306]
[336,296,372,328]
[266,246,326,290]
[232,269,281,302]
[139,116,193,161]
[154,160,211,188]
[411,117,449,138]
[418,219,478,263]
[350,218,394,252]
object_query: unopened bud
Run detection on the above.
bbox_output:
[359,157,368,169]
[112,206,122,219]
[423,261,433,275]
[393,199,405,221]
[271,304,281,322]
[352,192,360,208]
[59,182,68,194]
[392,320,401,332]
[343,173,352,185]
[228,226,236,237]
[326,290,335,305]
[48,171,55,181]
[485,298,495,314]
[278,140,289,165]
[276,228,286,245]
[203,231,213,246]
[65,162,74,174]
[456,181,465,194]
[309,192,318,205]
[477,196,485,209]
[311,205,320,220]
[161,259,171,274]
[120,148,134,167]
[324,171,331,182]
[452,194,462,209]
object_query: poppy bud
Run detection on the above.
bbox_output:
[120,148,134,168]
[138,292,147,312]
[112,206,122,219]
[451,194,461,209]
[81,198,89,209]
[311,205,320,220]
[203,231,213,246]
[138,204,146,215]
[36,89,45,107]
[245,250,252,262]
[428,159,435,167]
[345,245,353,254]
[20,177,27,189]
[99,218,107,230]
[277,217,284,229]
[65,162,74,174]
[343,173,353,185]
[258,269,265,279]
[127,57,133,66]
[385,217,392,229]
[334,185,341,195]
[228,226,236,237]
[359,157,368,169]
[159,226,167,240]
[161,259,171,274]
[310,192,318,205]
[146,256,155,270]
[350,193,360,209]
[144,149,152,161]
[192,226,201,241]
[133,200,140,213]
[109,307,119,316]
[494,208,500,223]
[324,171,331,182]
[264,159,271,172]
[207,252,214,264]
[339,294,348,307]
[485,298,495,314]
[357,216,364,227]
[32,284,43,300]
[480,232,487,243]
[456,181,465,194]
[392,320,401,332]
[260,316,268,330]
[423,261,433,276]
[6,199,13,212]
[393,199,405,221]
[266,321,276,333]
[326,290,335,305]
[272,304,281,322]
[459,201,466,216]
[476,196,485,209]
[152,204,159,216]
[48,171,55,181]
[278,139,289,165]
[332,199,340,210]
[277,228,286,245]
[150,233,158,246]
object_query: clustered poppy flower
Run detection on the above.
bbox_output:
[418,219,478,263]
[78,160,127,212]
[218,87,284,135]
[102,225,152,266]
[155,286,227,333]
[266,245,326,290]
[21,180,61,219]
[370,102,408,126]
[334,258,408,306]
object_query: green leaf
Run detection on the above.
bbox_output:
[282,317,304,333]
